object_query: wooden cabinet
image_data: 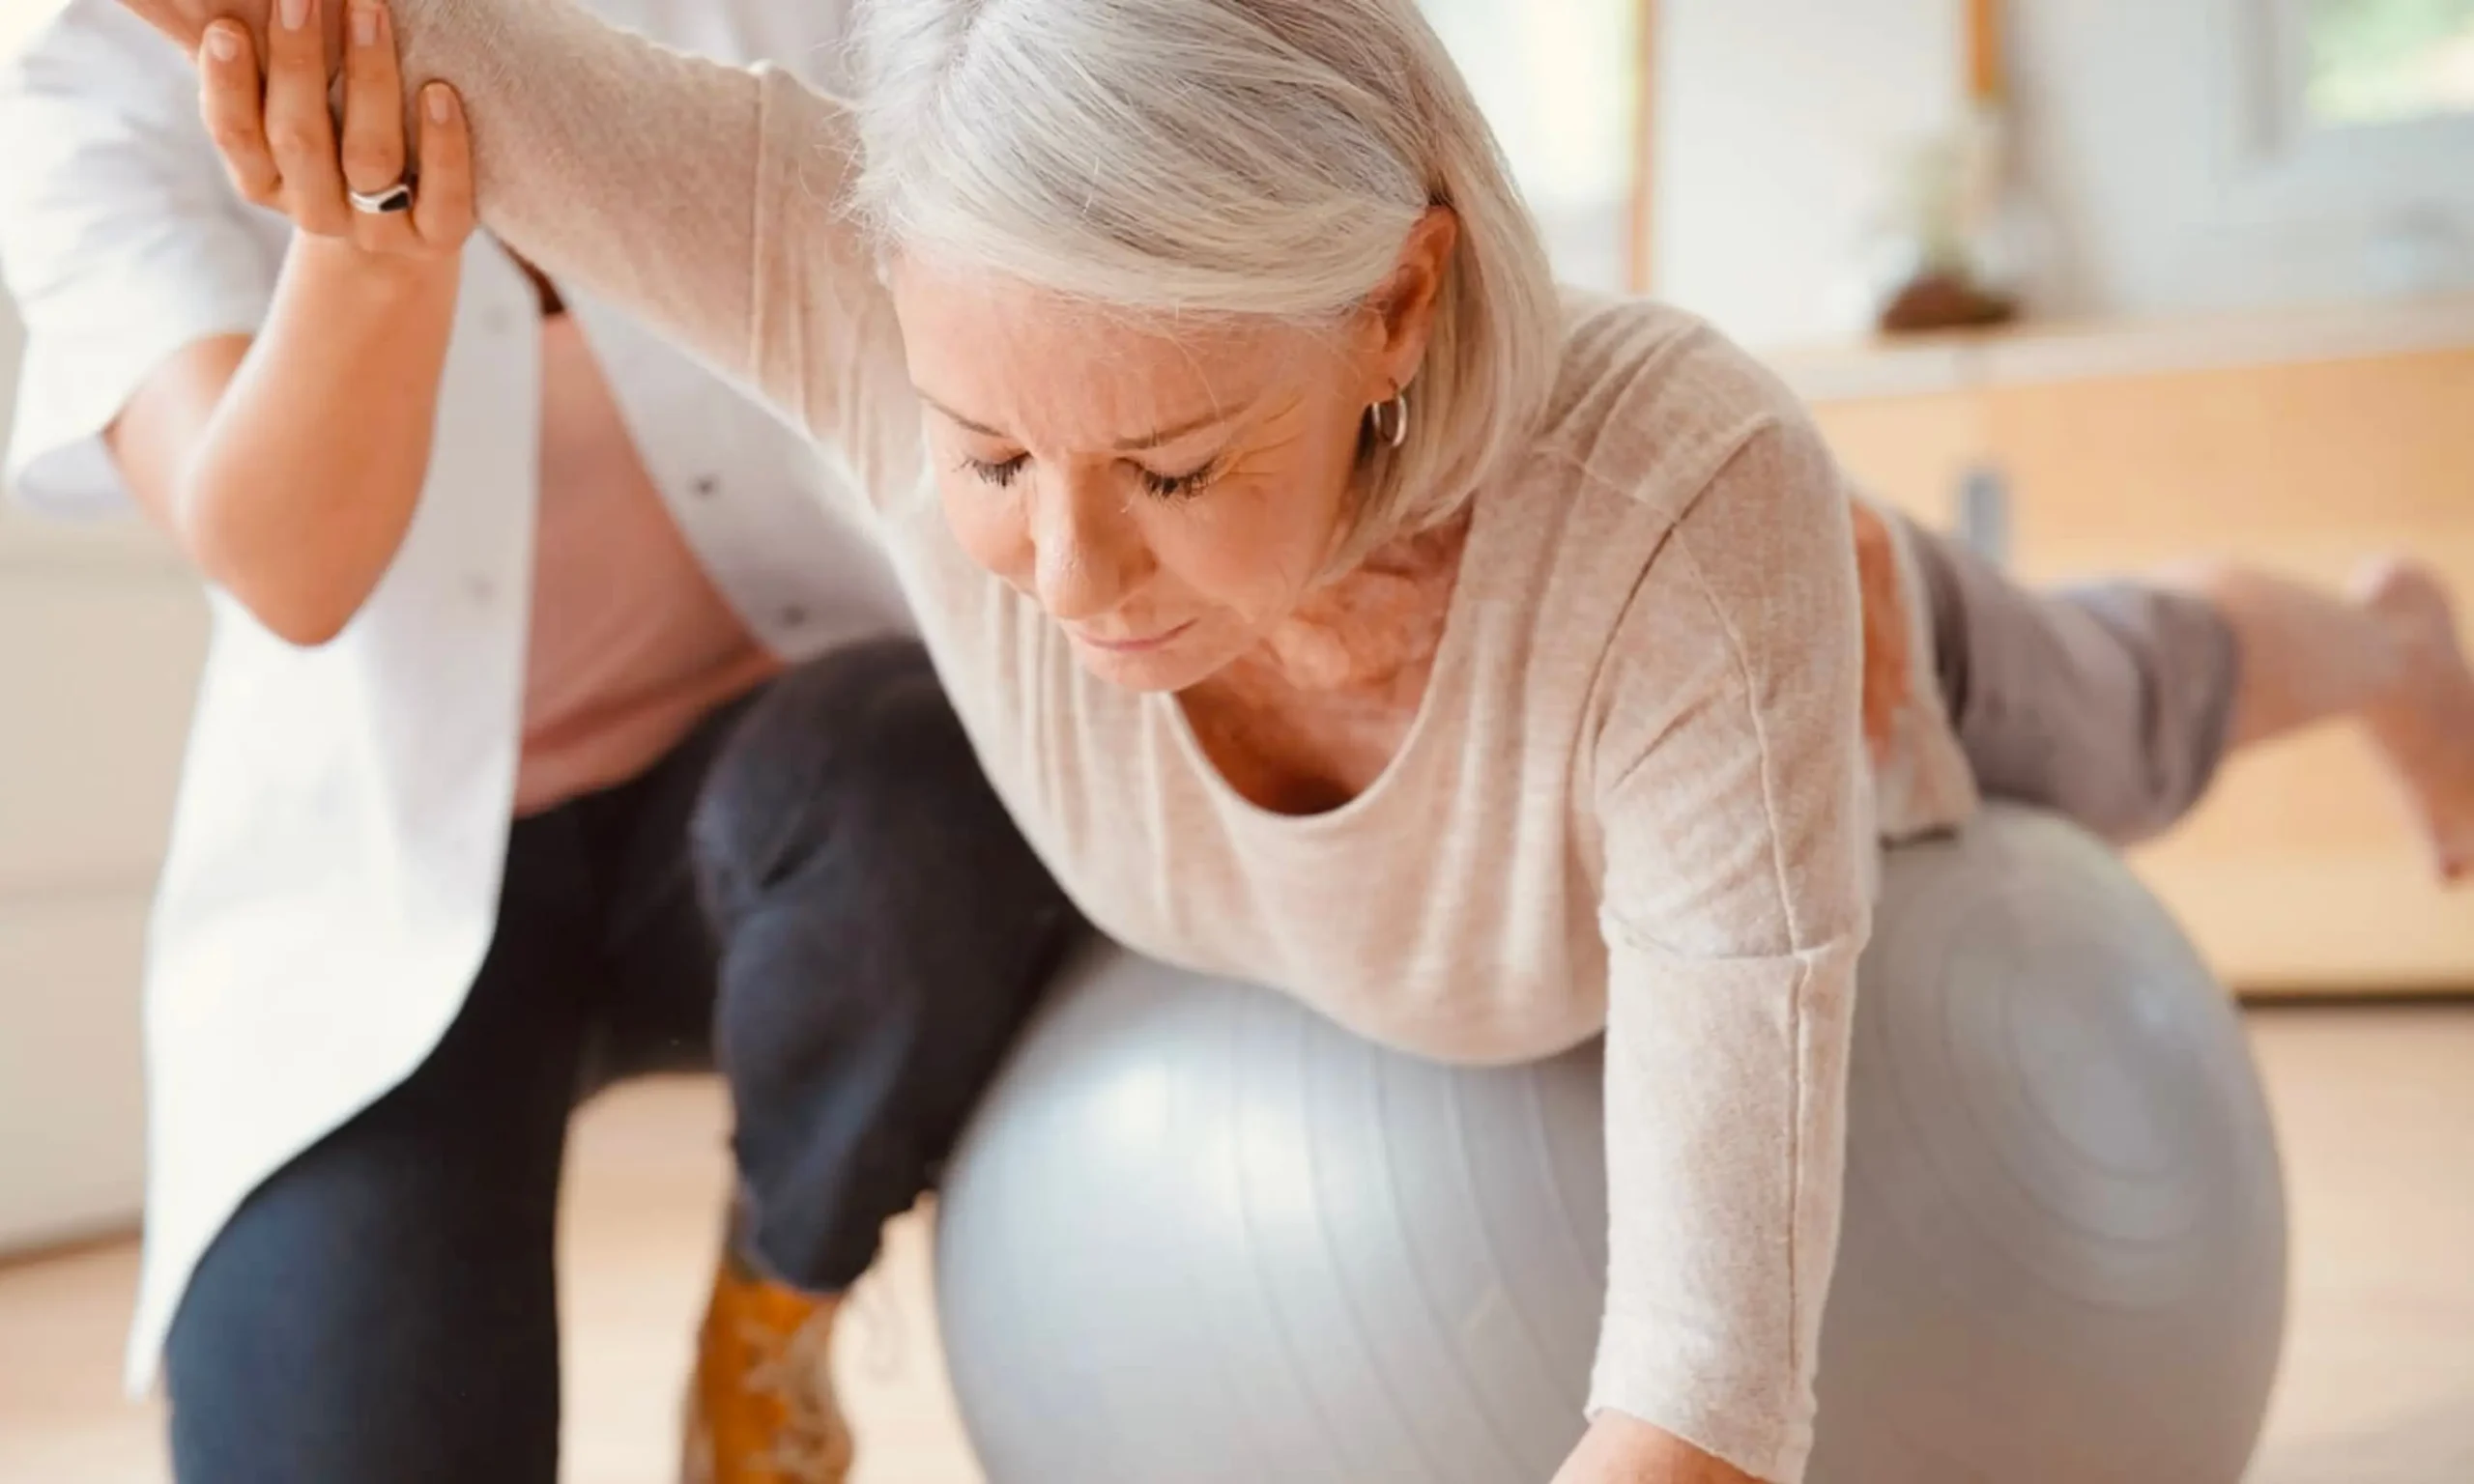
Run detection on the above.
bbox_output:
[1779,303,2474,994]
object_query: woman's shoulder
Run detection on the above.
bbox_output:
[1523,290,1827,531]
[1483,292,1853,709]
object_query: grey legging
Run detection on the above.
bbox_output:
[1903,518,2243,844]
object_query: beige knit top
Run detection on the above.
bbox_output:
[383,5,1970,1476]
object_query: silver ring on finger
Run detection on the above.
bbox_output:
[348,179,416,214]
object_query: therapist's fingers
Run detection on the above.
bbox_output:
[411,83,476,249]
[198,23,282,209]
[339,0,420,254]
[264,0,351,236]
[1852,501,1911,759]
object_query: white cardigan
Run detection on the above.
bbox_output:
[0,0,909,1389]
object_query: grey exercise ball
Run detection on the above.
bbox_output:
[934,806,2287,1482]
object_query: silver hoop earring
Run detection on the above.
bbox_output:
[1368,390,1411,449]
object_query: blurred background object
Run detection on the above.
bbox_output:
[2306,0,2474,129]
[1617,0,2474,995]
[1865,0,2030,335]
[1646,0,2474,339]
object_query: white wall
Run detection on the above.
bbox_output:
[1653,0,1965,348]
[3,0,197,1259]
[0,277,203,1255]
[1425,0,1641,292]
[2009,0,2474,318]
[0,268,16,416]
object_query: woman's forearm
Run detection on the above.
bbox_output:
[381,0,765,391]
[126,237,460,644]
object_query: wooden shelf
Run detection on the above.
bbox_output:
[1766,294,2474,402]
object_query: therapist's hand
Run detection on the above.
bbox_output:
[197,0,471,256]
[104,0,475,646]
[1852,499,1913,761]
[1551,1413,1769,1484]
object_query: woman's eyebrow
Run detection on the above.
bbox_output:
[1111,407,1237,451]
[914,392,1245,452]
[914,392,1008,440]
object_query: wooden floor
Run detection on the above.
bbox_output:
[2,1004,2469,1483]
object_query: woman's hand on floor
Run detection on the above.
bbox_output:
[1550,1413,1769,1484]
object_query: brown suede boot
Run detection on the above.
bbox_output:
[680,1255,852,1484]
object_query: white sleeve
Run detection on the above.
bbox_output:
[0,0,279,520]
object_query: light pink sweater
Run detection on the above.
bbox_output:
[386,4,1975,1474]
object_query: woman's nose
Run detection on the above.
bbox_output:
[1031,474,1151,623]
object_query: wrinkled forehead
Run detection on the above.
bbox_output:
[889,255,1350,448]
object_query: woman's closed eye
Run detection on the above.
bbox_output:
[962,453,1029,488]
[958,452,1223,502]
[1137,459,1221,501]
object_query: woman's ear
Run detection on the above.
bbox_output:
[1365,206,1459,397]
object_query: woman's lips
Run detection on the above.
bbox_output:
[1072,620,1195,655]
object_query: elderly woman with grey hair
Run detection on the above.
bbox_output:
[105,0,2474,1479]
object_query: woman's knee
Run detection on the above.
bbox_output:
[694,639,1073,1039]
[2057,585,2243,842]
[694,647,1079,1289]
[1930,536,2242,844]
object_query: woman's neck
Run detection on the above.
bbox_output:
[1174,511,1473,814]
[1224,511,1472,704]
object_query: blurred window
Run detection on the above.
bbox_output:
[2306,0,2474,128]
[1419,0,1644,291]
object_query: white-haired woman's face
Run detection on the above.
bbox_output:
[890,225,1452,693]
[894,260,1382,692]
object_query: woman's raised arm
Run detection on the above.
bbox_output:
[112,0,917,492]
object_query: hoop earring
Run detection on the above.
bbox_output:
[1367,389,1411,449]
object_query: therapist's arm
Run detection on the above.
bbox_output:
[111,0,916,496]
[110,5,475,645]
